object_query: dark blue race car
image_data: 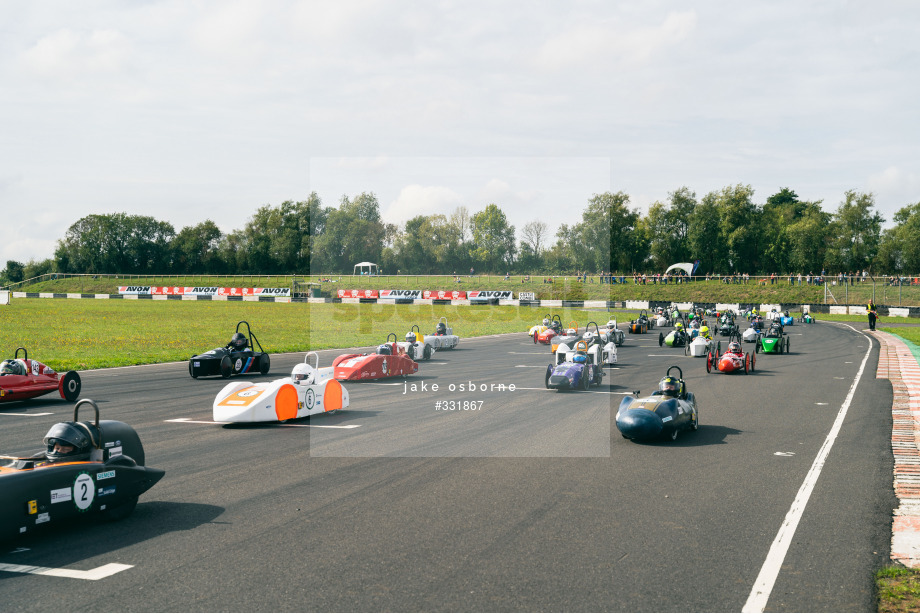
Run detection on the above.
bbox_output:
[616,366,699,442]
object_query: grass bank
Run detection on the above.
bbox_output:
[0,300,609,371]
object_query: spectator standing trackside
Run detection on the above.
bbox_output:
[867,299,878,331]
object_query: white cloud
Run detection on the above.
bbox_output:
[385,184,464,223]
[20,28,132,78]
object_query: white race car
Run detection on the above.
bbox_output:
[603,320,626,346]
[742,327,762,343]
[687,334,716,357]
[397,326,436,360]
[557,323,617,365]
[426,317,460,350]
[213,352,349,423]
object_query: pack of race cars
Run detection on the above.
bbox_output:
[1,302,815,540]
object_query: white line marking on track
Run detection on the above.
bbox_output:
[0,562,133,581]
[514,387,628,395]
[165,418,360,429]
[0,412,54,417]
[742,324,872,613]
[774,452,795,456]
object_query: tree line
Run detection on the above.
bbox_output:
[3,185,920,284]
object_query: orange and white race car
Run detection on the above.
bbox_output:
[213,352,349,423]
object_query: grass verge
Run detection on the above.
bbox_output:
[0,300,613,371]
[877,566,920,612]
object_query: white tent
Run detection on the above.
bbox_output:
[665,263,694,276]
[353,262,379,276]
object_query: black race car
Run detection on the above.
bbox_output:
[0,399,165,540]
[189,321,270,378]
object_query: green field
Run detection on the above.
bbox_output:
[0,300,612,371]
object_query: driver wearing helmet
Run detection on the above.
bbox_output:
[573,350,587,364]
[658,376,681,398]
[542,318,550,327]
[376,343,392,355]
[291,362,314,386]
[228,332,248,351]
[0,359,26,376]
[42,422,94,464]
[729,341,742,354]
[436,322,447,336]
[700,325,710,339]
[406,331,417,345]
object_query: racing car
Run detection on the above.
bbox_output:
[779,310,795,326]
[755,320,790,354]
[551,322,583,353]
[528,314,557,336]
[717,311,739,337]
[214,352,349,423]
[397,326,435,361]
[0,399,165,539]
[556,322,617,365]
[534,315,563,344]
[743,313,766,341]
[659,321,690,348]
[653,307,670,327]
[333,334,420,380]
[0,347,81,403]
[686,326,716,357]
[427,317,460,350]
[189,321,270,378]
[628,310,651,334]
[707,336,755,374]
[603,320,625,346]
[545,339,605,391]
[616,366,698,441]
[801,311,815,324]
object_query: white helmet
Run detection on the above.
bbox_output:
[291,362,314,385]
[406,331,417,344]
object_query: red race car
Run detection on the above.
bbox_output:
[534,315,563,344]
[706,338,755,375]
[0,347,82,403]
[333,334,419,381]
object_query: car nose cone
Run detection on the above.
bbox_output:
[616,409,663,440]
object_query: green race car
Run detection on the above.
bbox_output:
[755,321,790,354]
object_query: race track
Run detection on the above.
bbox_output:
[0,317,896,612]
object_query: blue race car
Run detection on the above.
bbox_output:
[544,340,605,391]
[616,366,699,441]
[779,310,795,326]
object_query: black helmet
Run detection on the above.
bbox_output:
[377,344,392,355]
[43,422,95,463]
[436,322,447,335]
[230,332,248,350]
[0,359,25,376]
[658,376,680,398]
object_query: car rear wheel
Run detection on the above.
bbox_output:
[259,353,270,375]
[786,337,791,353]
[61,371,81,401]
[188,361,198,379]
[706,352,712,373]
[544,366,552,389]
[751,352,756,371]
[690,410,699,430]
[755,343,760,354]
[744,354,749,374]
[423,345,432,360]
[659,332,664,347]
[533,332,538,344]
[220,356,233,378]
[581,370,590,391]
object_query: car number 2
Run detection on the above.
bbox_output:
[73,472,95,511]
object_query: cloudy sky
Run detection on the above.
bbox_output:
[2,1,918,265]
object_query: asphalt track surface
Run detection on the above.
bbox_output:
[0,319,897,612]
